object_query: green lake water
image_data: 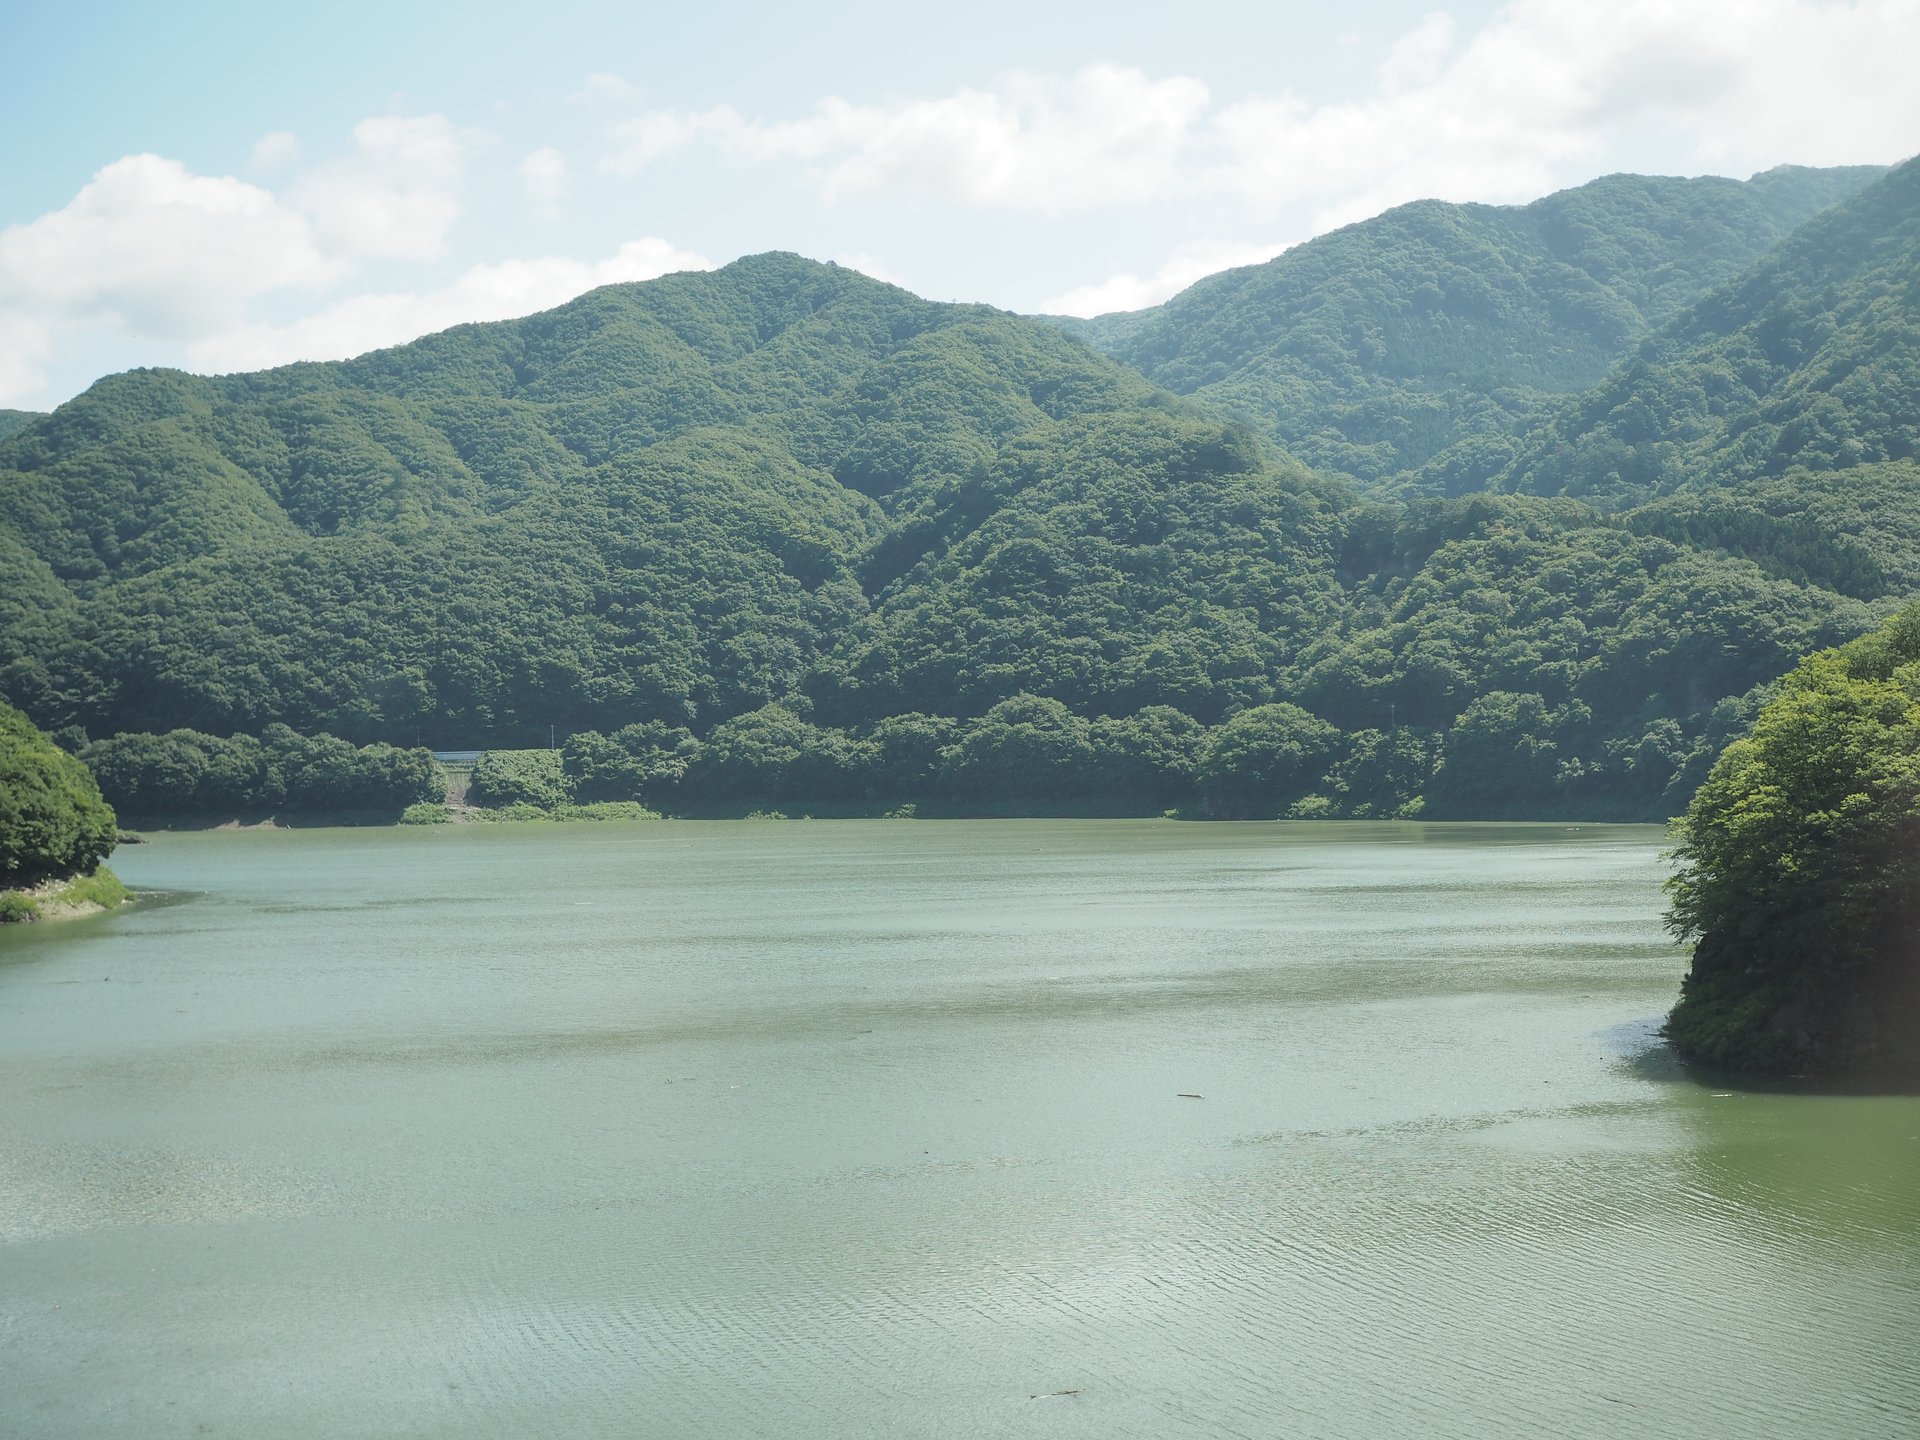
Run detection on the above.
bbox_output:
[3,820,1916,1437]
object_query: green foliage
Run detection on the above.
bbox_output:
[1430,691,1582,817]
[0,410,41,444]
[537,801,661,822]
[1505,160,1920,505]
[478,802,551,823]
[1293,492,1869,818]
[561,722,700,802]
[399,802,450,825]
[81,725,443,820]
[1195,703,1340,817]
[0,700,117,887]
[1665,603,1920,1076]
[1090,706,1206,806]
[813,409,1343,725]
[471,800,660,823]
[1069,167,1885,493]
[467,749,567,809]
[1624,463,1920,601]
[0,254,1182,746]
[864,713,960,796]
[940,694,1095,802]
[32,867,131,915]
[692,704,874,802]
[1320,727,1436,818]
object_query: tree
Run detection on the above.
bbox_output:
[1321,726,1438,817]
[688,704,874,802]
[563,722,701,803]
[1428,692,1578,817]
[1090,706,1205,807]
[864,713,960,797]
[83,731,210,815]
[1664,603,1920,1077]
[82,724,440,819]
[940,694,1095,803]
[1195,703,1339,817]
[468,748,568,809]
[0,701,117,888]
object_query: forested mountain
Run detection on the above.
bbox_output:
[1265,158,1920,815]
[1061,166,1885,494]
[0,410,42,443]
[1,159,1914,822]
[0,257,1352,753]
[1502,156,1920,510]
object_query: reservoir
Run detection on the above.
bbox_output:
[3,821,1916,1437]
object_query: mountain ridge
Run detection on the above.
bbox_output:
[2,163,1914,821]
[1053,163,1890,493]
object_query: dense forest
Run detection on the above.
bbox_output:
[1060,166,1887,495]
[2,157,1917,822]
[0,700,121,918]
[79,725,444,825]
[0,410,43,444]
[1666,602,1920,1078]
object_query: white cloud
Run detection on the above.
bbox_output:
[249,130,301,173]
[830,252,917,290]
[575,72,635,104]
[0,154,338,347]
[0,319,54,407]
[1213,0,1920,230]
[0,122,696,404]
[604,65,1212,213]
[0,153,345,404]
[290,113,476,261]
[1041,239,1290,317]
[603,109,719,174]
[188,237,714,373]
[12,2,1920,407]
[519,147,568,213]
[595,2,1920,234]
[1611,0,1920,168]
[1377,12,1456,95]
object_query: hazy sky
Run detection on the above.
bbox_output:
[3,0,1916,408]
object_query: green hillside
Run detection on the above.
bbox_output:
[0,410,42,444]
[1065,166,1884,494]
[0,256,1188,744]
[3,161,1916,822]
[1501,157,1920,506]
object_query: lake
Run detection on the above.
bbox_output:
[3,820,1916,1437]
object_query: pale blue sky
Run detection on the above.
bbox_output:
[3,0,1914,408]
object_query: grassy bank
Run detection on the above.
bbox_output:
[402,800,663,825]
[0,867,131,923]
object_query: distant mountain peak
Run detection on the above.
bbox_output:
[1055,163,1890,492]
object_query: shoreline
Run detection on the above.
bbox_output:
[114,812,1671,835]
[0,868,131,924]
[112,795,1684,831]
